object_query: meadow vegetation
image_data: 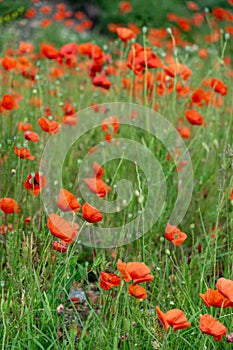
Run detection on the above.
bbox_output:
[0,1,233,349]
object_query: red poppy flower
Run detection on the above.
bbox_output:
[17,122,32,131]
[1,94,19,110]
[1,56,17,70]
[199,288,233,308]
[84,178,111,198]
[1,223,13,234]
[127,44,162,75]
[216,278,233,303]
[185,109,205,126]
[116,27,136,42]
[165,223,187,246]
[40,19,52,28]
[187,1,199,11]
[211,78,227,96]
[93,162,104,179]
[61,102,76,116]
[119,1,132,13]
[117,259,154,284]
[100,272,121,290]
[128,284,147,299]
[82,202,103,223]
[52,241,68,253]
[57,189,81,212]
[156,306,191,331]
[38,117,61,134]
[191,88,208,106]
[24,131,40,142]
[0,198,20,214]
[92,75,111,89]
[199,314,227,341]
[47,214,79,243]
[229,189,233,201]
[101,116,120,135]
[24,216,31,223]
[163,63,192,80]
[24,8,36,19]
[62,115,78,126]
[177,126,191,139]
[41,5,52,14]
[24,172,46,196]
[14,146,35,160]
[18,41,34,54]
[40,43,59,60]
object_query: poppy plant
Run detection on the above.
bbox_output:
[92,75,111,89]
[185,109,205,126]
[199,288,233,308]
[165,223,187,246]
[119,1,132,13]
[82,202,103,223]
[14,146,35,160]
[199,314,227,341]
[117,259,154,284]
[211,78,227,95]
[0,198,20,214]
[47,214,79,243]
[24,131,40,142]
[216,278,233,303]
[24,172,46,196]
[93,162,104,179]
[229,189,233,201]
[52,241,68,253]
[1,56,17,70]
[155,306,191,331]
[84,178,111,198]
[100,272,121,290]
[57,188,81,212]
[38,117,61,134]
[128,284,147,299]
[101,116,120,136]
[1,223,13,234]
[1,94,19,110]
[163,62,192,80]
[116,27,136,42]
